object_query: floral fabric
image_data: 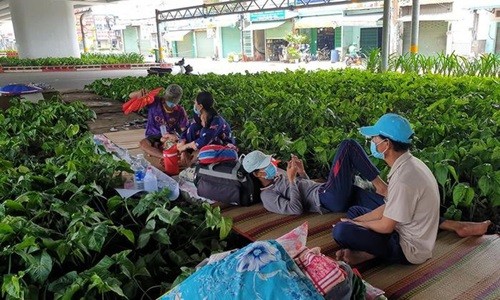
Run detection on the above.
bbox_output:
[275,221,308,259]
[158,240,323,300]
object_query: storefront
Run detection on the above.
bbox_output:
[246,10,296,61]
[295,15,337,55]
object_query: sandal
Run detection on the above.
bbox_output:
[486,223,500,235]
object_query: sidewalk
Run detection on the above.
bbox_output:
[163,57,346,75]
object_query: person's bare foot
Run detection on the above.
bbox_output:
[335,249,346,261]
[336,249,375,265]
[455,220,492,238]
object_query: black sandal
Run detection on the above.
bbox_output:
[486,223,500,235]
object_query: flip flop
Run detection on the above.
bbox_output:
[486,223,500,235]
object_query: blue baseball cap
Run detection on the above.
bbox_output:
[242,150,272,173]
[359,113,414,143]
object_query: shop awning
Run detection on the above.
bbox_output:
[244,21,285,31]
[335,14,383,27]
[295,16,338,29]
[163,30,191,41]
[398,13,460,22]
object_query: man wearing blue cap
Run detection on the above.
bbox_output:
[332,113,440,265]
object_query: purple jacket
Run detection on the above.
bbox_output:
[145,97,188,138]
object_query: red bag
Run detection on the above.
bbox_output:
[163,144,179,176]
[122,88,163,115]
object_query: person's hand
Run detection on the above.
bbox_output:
[291,154,306,177]
[129,88,147,99]
[287,159,298,183]
[177,141,186,152]
[339,218,365,227]
[161,133,179,143]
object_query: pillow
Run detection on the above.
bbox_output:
[275,222,308,259]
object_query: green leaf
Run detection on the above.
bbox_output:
[447,165,459,182]
[443,206,462,221]
[452,184,466,207]
[47,271,78,295]
[107,196,122,211]
[156,207,181,225]
[14,236,37,251]
[117,227,135,244]
[4,200,25,211]
[88,224,108,252]
[137,230,153,249]
[434,163,448,186]
[0,223,14,235]
[2,274,23,299]
[153,228,171,245]
[65,124,80,138]
[219,216,233,240]
[27,251,53,283]
[478,175,492,196]
[87,256,114,278]
[293,139,307,156]
[453,183,475,207]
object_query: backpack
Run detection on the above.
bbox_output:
[194,160,261,206]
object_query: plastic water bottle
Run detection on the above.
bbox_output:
[133,154,147,190]
[160,125,167,136]
[144,166,158,192]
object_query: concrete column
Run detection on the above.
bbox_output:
[9,0,80,58]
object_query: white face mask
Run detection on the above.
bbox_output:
[193,104,201,115]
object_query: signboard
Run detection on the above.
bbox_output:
[250,10,285,22]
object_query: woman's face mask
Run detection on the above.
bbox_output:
[263,163,277,180]
[370,139,388,160]
[193,103,201,115]
[166,101,176,108]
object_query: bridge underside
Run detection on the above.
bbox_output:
[0,0,125,58]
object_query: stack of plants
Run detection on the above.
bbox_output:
[0,98,232,299]
[87,69,499,224]
[0,53,144,67]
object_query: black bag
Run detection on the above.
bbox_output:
[194,160,261,206]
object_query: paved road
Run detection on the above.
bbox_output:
[0,58,344,90]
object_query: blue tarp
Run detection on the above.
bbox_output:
[0,84,42,95]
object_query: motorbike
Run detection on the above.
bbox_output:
[299,44,311,63]
[147,58,193,76]
[344,49,367,67]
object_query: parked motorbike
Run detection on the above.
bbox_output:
[345,49,367,67]
[299,44,311,63]
[147,58,193,76]
[316,46,331,61]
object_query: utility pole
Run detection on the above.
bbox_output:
[239,14,245,61]
[381,0,391,71]
[410,0,420,54]
[76,8,92,53]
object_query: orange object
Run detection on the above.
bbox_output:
[122,87,163,114]
[163,144,180,176]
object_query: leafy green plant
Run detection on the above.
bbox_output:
[388,52,500,77]
[87,69,499,224]
[0,99,233,299]
[0,53,145,67]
